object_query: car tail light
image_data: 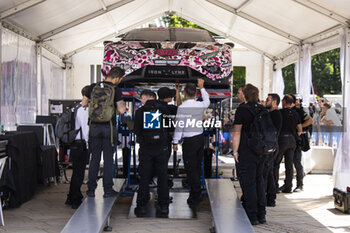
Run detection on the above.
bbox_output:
[156,49,178,56]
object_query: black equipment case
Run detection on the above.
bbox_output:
[333,187,350,213]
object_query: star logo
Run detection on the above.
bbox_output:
[150,110,161,122]
[143,110,162,129]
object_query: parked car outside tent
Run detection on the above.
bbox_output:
[102,27,233,88]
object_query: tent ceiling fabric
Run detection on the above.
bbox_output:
[0,0,349,62]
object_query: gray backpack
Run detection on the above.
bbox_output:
[55,104,81,144]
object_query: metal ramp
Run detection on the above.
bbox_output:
[206,179,254,233]
[61,178,125,233]
[128,191,196,219]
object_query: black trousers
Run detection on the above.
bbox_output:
[293,146,304,187]
[274,136,296,190]
[236,154,266,222]
[68,140,89,205]
[122,146,129,178]
[263,147,278,205]
[137,146,169,207]
[203,148,214,178]
[182,134,204,205]
[88,123,116,193]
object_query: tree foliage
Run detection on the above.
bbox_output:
[282,63,296,94]
[162,14,198,28]
[311,48,341,96]
[232,66,246,95]
[162,14,217,36]
[282,48,341,97]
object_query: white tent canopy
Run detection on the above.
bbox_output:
[1,0,350,194]
[1,0,349,66]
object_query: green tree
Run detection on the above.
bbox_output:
[232,66,246,95]
[282,63,296,94]
[311,48,341,96]
[162,14,218,36]
[162,14,198,28]
[282,48,341,97]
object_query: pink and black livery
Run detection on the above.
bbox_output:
[102,27,233,89]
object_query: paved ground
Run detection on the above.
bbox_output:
[1,169,350,232]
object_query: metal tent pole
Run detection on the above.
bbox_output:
[131,96,137,185]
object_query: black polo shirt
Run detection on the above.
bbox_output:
[158,101,177,135]
[279,108,301,135]
[269,109,282,136]
[134,100,170,150]
[233,102,263,160]
[292,106,307,123]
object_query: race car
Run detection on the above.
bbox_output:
[102,27,233,88]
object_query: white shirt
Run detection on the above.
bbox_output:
[173,88,210,144]
[323,108,342,126]
[75,105,89,141]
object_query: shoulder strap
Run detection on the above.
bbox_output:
[102,82,115,88]
[74,102,82,111]
[93,81,112,90]
[92,82,101,90]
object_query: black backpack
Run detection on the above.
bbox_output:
[55,104,81,144]
[242,104,278,155]
[141,102,169,145]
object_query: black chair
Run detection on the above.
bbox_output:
[36,115,57,128]
[0,140,8,226]
[17,124,56,146]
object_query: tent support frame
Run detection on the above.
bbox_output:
[341,27,350,151]
[236,0,254,12]
[177,11,275,60]
[64,12,165,58]
[0,25,2,124]
[292,0,349,25]
[206,0,301,43]
[0,0,46,20]
[38,0,134,40]
[36,42,42,115]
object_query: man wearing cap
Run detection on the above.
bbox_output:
[133,89,170,217]
[157,85,182,154]
[157,86,182,119]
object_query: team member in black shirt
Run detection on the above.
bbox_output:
[291,95,312,192]
[232,84,266,225]
[274,94,302,193]
[264,93,282,206]
[157,86,182,191]
[83,67,126,198]
[157,86,182,162]
[134,90,171,217]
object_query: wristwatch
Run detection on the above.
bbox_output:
[233,152,239,156]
